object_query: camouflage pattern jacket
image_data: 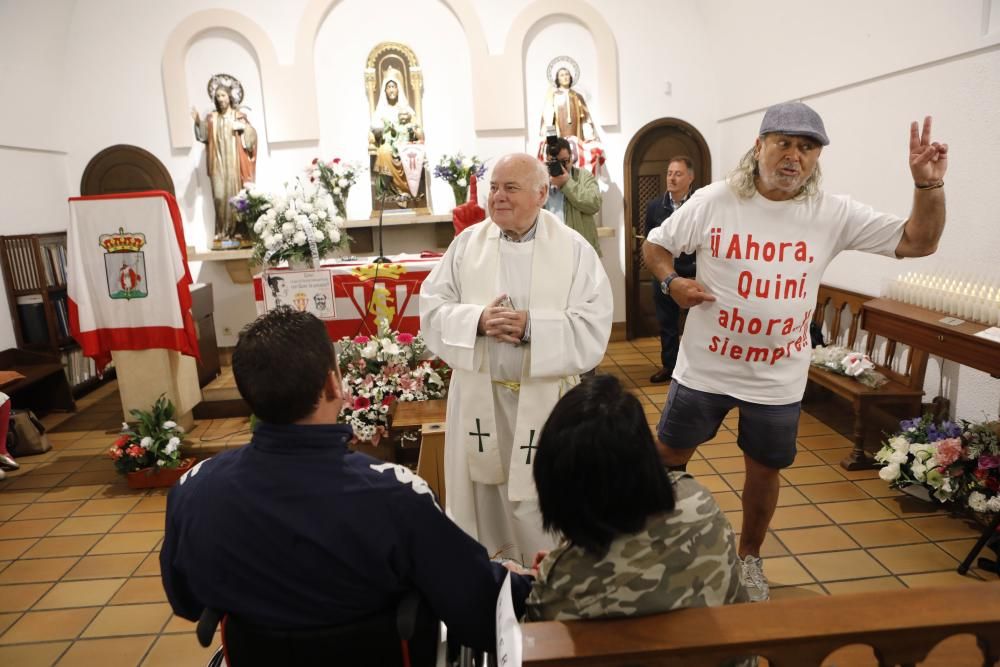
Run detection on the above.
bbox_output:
[525,471,748,621]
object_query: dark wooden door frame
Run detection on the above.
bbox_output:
[623,118,711,339]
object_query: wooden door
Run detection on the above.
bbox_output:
[623,119,711,339]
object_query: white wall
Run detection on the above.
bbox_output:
[706,0,1000,420]
[0,0,75,350]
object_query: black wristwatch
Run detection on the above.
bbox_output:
[660,272,679,296]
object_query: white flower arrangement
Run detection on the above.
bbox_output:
[810,345,888,389]
[337,322,449,444]
[247,176,349,266]
[310,157,363,219]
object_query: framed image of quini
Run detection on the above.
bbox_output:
[99,227,149,300]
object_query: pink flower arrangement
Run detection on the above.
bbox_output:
[337,322,449,444]
[933,438,963,468]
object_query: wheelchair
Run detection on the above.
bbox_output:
[198,591,439,667]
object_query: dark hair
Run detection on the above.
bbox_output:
[555,67,573,87]
[547,137,572,159]
[667,155,694,173]
[232,307,335,424]
[533,375,675,555]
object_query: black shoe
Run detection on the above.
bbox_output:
[649,368,672,384]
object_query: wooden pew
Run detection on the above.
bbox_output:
[522,584,1000,666]
[390,399,447,505]
[807,285,928,470]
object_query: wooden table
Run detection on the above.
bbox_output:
[390,399,447,506]
[862,298,1000,378]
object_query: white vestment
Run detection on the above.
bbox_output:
[419,210,613,562]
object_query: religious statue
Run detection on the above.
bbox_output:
[192,74,258,249]
[365,43,430,215]
[538,58,606,179]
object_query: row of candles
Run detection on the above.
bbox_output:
[883,272,1000,326]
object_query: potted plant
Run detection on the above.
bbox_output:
[107,395,195,489]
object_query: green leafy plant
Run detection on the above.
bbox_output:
[107,396,185,474]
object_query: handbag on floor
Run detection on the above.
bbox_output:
[9,409,52,456]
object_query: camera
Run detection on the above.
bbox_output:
[546,159,564,177]
[543,126,564,177]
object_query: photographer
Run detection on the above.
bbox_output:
[543,137,602,255]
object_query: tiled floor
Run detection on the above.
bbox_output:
[0,337,995,665]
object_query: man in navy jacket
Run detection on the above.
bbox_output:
[644,156,696,384]
[160,308,531,651]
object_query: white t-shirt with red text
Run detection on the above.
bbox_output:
[647,181,905,405]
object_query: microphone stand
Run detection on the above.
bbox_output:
[373,173,391,264]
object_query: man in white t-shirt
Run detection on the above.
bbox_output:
[643,102,948,601]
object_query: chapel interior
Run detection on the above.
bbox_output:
[1,1,999,665]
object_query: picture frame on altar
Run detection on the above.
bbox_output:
[262,270,336,320]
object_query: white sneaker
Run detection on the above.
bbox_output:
[739,554,769,602]
[0,453,18,471]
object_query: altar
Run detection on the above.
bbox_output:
[252,253,440,339]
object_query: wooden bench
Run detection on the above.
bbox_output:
[389,399,448,505]
[0,347,75,413]
[522,584,1000,666]
[807,285,928,470]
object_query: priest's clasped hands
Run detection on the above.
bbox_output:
[478,294,528,345]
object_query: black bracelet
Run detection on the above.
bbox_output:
[915,180,944,190]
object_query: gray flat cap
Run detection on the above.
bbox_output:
[759,101,829,146]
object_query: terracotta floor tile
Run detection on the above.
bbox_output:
[787,451,824,468]
[0,518,61,540]
[133,552,162,577]
[0,582,52,612]
[899,571,985,588]
[723,510,743,530]
[797,481,870,504]
[708,456,744,474]
[161,614,197,634]
[817,499,898,524]
[89,532,162,556]
[852,478,904,499]
[21,534,102,559]
[0,641,70,666]
[712,491,742,512]
[55,635,155,667]
[721,473,746,491]
[141,632,221,667]
[109,576,167,605]
[936,539,978,562]
[798,550,890,582]
[869,543,958,575]
[780,465,844,486]
[0,607,99,643]
[0,612,18,636]
[810,447,854,465]
[111,512,165,534]
[908,515,986,541]
[842,520,927,548]
[48,515,121,537]
[0,538,36,561]
[700,443,743,459]
[0,557,78,584]
[31,460,87,475]
[759,531,789,558]
[37,485,104,503]
[797,422,835,437]
[823,577,905,595]
[63,553,145,581]
[696,475,731,494]
[73,497,141,517]
[2,473,70,491]
[761,556,815,586]
[797,433,852,451]
[837,468,883,481]
[776,526,858,554]
[11,501,84,521]
[775,486,809,507]
[705,431,739,445]
[33,578,126,610]
[81,602,171,637]
[131,497,167,513]
[769,505,831,530]
[685,460,714,476]
[878,495,950,519]
[0,490,46,505]
[0,504,26,521]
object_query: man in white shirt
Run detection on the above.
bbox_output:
[643,102,948,601]
[420,153,613,563]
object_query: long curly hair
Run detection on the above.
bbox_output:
[727,143,822,201]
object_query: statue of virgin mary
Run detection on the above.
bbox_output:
[370,66,423,198]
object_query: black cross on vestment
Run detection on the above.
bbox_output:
[469,418,491,453]
[520,429,537,464]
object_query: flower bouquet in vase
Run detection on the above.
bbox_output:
[311,158,362,220]
[433,152,487,206]
[107,395,193,489]
[337,322,449,445]
[247,176,349,268]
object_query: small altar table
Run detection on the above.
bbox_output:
[252,253,440,339]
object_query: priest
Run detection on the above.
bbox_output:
[420,153,613,563]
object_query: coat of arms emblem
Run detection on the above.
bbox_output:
[100,227,148,300]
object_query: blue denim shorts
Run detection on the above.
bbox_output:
[656,382,800,469]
